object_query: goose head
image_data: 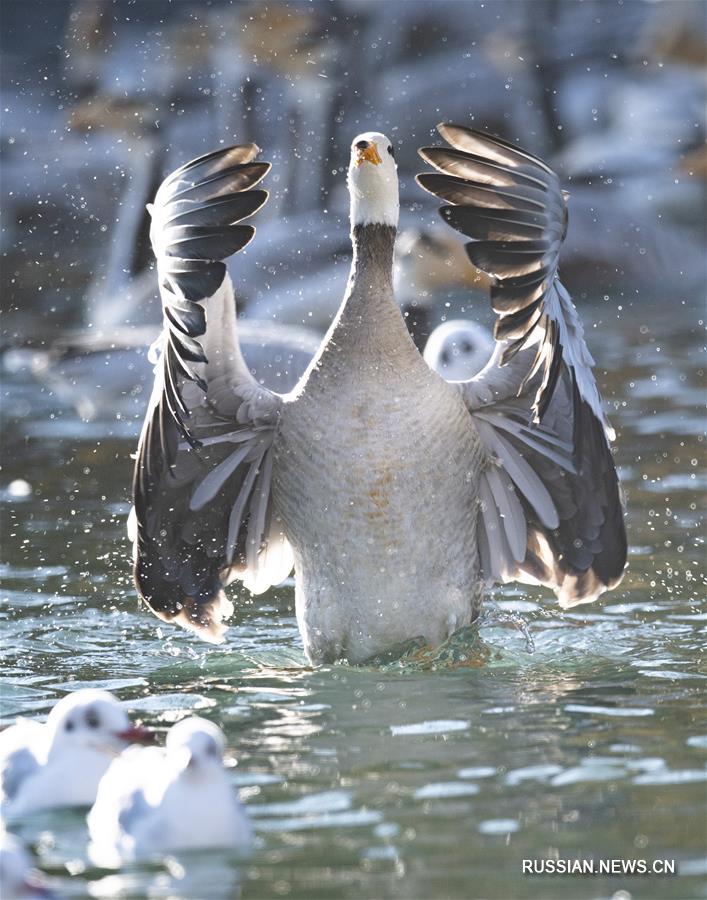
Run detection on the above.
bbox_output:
[347,131,399,228]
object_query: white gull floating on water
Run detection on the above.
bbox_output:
[423,319,494,382]
[0,690,153,819]
[0,829,53,899]
[88,717,252,866]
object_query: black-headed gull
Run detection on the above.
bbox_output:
[0,829,54,898]
[0,690,153,818]
[88,717,252,865]
[423,320,494,382]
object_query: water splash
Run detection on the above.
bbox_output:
[365,624,491,671]
[479,601,536,654]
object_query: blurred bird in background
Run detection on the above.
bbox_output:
[0,829,55,899]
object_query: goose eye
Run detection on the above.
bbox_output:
[440,350,450,365]
[387,145,395,158]
[355,140,369,150]
[461,341,472,353]
[65,719,75,732]
[85,710,100,729]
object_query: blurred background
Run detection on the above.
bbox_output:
[1,0,705,351]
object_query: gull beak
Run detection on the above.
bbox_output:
[356,142,382,167]
[114,724,155,746]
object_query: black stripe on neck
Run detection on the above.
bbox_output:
[351,223,397,282]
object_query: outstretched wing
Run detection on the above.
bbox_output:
[132,144,294,643]
[417,124,626,606]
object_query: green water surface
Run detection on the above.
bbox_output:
[1,301,705,899]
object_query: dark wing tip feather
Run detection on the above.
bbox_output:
[134,546,234,644]
[417,124,568,421]
[546,393,627,592]
[436,123,556,176]
[148,143,270,451]
[497,377,627,606]
[162,142,262,190]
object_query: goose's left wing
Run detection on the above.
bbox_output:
[417,125,627,606]
[132,144,294,643]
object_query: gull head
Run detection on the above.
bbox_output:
[166,717,226,777]
[348,131,399,228]
[424,320,495,382]
[46,689,153,758]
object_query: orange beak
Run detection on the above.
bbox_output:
[355,142,382,166]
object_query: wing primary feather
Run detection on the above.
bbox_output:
[160,143,261,190]
[166,162,270,203]
[416,172,547,211]
[246,446,274,575]
[436,123,557,176]
[225,453,264,565]
[484,464,527,561]
[189,444,252,511]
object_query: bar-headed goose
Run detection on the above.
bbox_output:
[129,126,626,664]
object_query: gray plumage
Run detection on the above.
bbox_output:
[0,722,41,804]
[130,127,627,663]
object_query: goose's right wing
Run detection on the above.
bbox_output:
[418,124,608,426]
[132,144,294,643]
[417,125,627,607]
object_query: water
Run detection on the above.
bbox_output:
[1,299,705,899]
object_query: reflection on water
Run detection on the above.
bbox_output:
[1,301,705,899]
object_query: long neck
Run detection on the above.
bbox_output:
[297,222,423,391]
[348,223,396,302]
[330,223,417,359]
[335,224,403,342]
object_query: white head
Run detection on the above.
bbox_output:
[347,131,399,228]
[45,689,152,759]
[166,717,226,777]
[424,320,495,381]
